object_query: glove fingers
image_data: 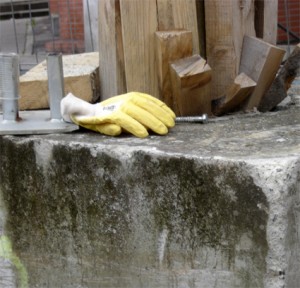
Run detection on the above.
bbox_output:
[133,92,176,119]
[123,102,168,135]
[128,95,175,128]
[111,111,149,138]
[71,115,122,136]
[95,124,122,136]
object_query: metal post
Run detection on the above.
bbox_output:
[47,53,65,121]
[0,54,78,135]
[0,53,20,122]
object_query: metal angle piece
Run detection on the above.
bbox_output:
[0,53,79,135]
[0,110,78,135]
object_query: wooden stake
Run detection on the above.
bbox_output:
[170,55,212,116]
[258,44,300,112]
[205,0,256,100]
[212,73,256,116]
[119,0,158,98]
[98,0,126,100]
[254,0,278,45]
[155,30,193,114]
[156,0,200,54]
[239,36,285,111]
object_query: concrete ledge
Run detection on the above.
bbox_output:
[0,106,300,287]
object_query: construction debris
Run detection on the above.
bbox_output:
[258,44,300,112]
[239,36,286,111]
[212,73,256,116]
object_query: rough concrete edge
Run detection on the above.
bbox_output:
[2,136,300,288]
[243,156,300,288]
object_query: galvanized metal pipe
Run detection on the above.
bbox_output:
[47,53,65,121]
[0,53,20,122]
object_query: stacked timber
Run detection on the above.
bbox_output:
[97,0,295,117]
[19,1,299,117]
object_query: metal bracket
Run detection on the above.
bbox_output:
[0,53,78,135]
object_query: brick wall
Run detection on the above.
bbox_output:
[47,0,85,53]
[277,0,300,44]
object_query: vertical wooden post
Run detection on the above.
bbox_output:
[98,0,202,102]
[156,0,200,54]
[119,0,158,97]
[254,0,278,45]
[98,0,126,100]
[205,0,256,100]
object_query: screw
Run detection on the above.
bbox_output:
[175,114,208,124]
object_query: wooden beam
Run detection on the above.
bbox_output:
[205,0,256,99]
[156,0,200,54]
[239,35,285,111]
[212,73,256,116]
[196,0,206,58]
[258,43,300,112]
[254,0,278,45]
[98,0,126,100]
[155,30,193,114]
[19,53,100,110]
[170,55,212,116]
[119,0,159,98]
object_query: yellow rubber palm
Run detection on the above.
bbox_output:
[61,92,175,138]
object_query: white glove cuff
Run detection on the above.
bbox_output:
[61,93,96,123]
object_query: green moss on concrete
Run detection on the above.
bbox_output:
[0,137,269,287]
[131,152,268,277]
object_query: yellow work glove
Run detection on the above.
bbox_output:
[61,92,175,138]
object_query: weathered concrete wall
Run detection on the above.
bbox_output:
[0,105,300,288]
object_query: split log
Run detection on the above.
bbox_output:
[205,0,256,99]
[239,35,285,111]
[170,55,212,116]
[258,43,300,112]
[155,30,193,114]
[98,0,126,100]
[212,73,256,116]
[19,52,100,110]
